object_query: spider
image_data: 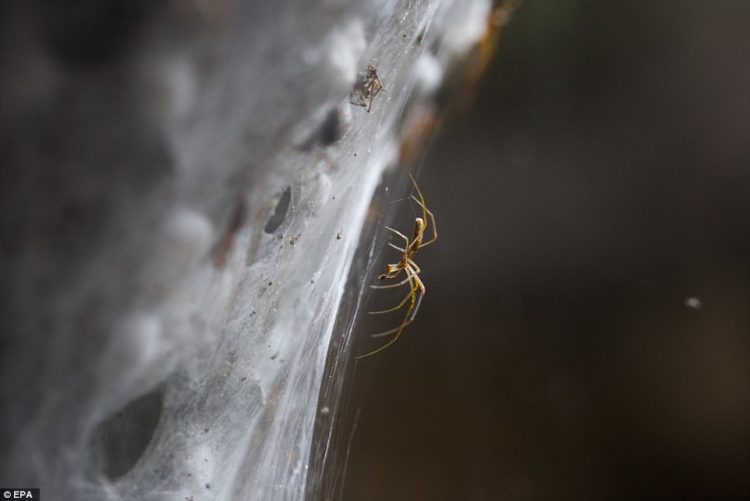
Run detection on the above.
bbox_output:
[349,65,384,112]
[356,174,437,359]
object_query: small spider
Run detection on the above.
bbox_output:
[356,174,437,359]
[349,65,384,112]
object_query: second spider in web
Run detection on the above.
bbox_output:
[357,174,437,359]
[350,65,384,112]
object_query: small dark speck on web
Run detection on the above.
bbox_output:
[268,281,273,286]
[204,427,209,433]
[205,484,211,490]
[336,233,341,240]
[310,280,314,284]
[240,376,247,382]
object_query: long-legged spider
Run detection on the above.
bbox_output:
[356,174,437,359]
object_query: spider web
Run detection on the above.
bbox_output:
[0,0,498,499]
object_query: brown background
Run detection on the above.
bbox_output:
[342,1,750,500]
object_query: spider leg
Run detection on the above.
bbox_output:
[368,295,423,338]
[406,257,421,274]
[355,327,403,358]
[368,271,415,314]
[388,243,406,253]
[370,270,410,289]
[357,268,419,358]
[409,180,438,247]
[368,265,424,340]
[407,271,425,322]
[410,194,438,247]
[366,82,375,112]
[384,226,409,253]
[350,93,366,107]
[385,226,410,247]
[377,267,424,326]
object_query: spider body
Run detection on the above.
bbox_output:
[350,65,384,112]
[356,174,437,359]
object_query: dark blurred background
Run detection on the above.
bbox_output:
[344,1,750,500]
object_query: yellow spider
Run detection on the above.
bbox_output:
[356,174,437,359]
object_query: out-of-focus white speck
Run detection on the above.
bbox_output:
[684,297,703,310]
[159,208,214,270]
[306,18,366,91]
[414,53,443,95]
[163,57,197,120]
[442,0,491,56]
[164,209,214,256]
[116,313,162,366]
